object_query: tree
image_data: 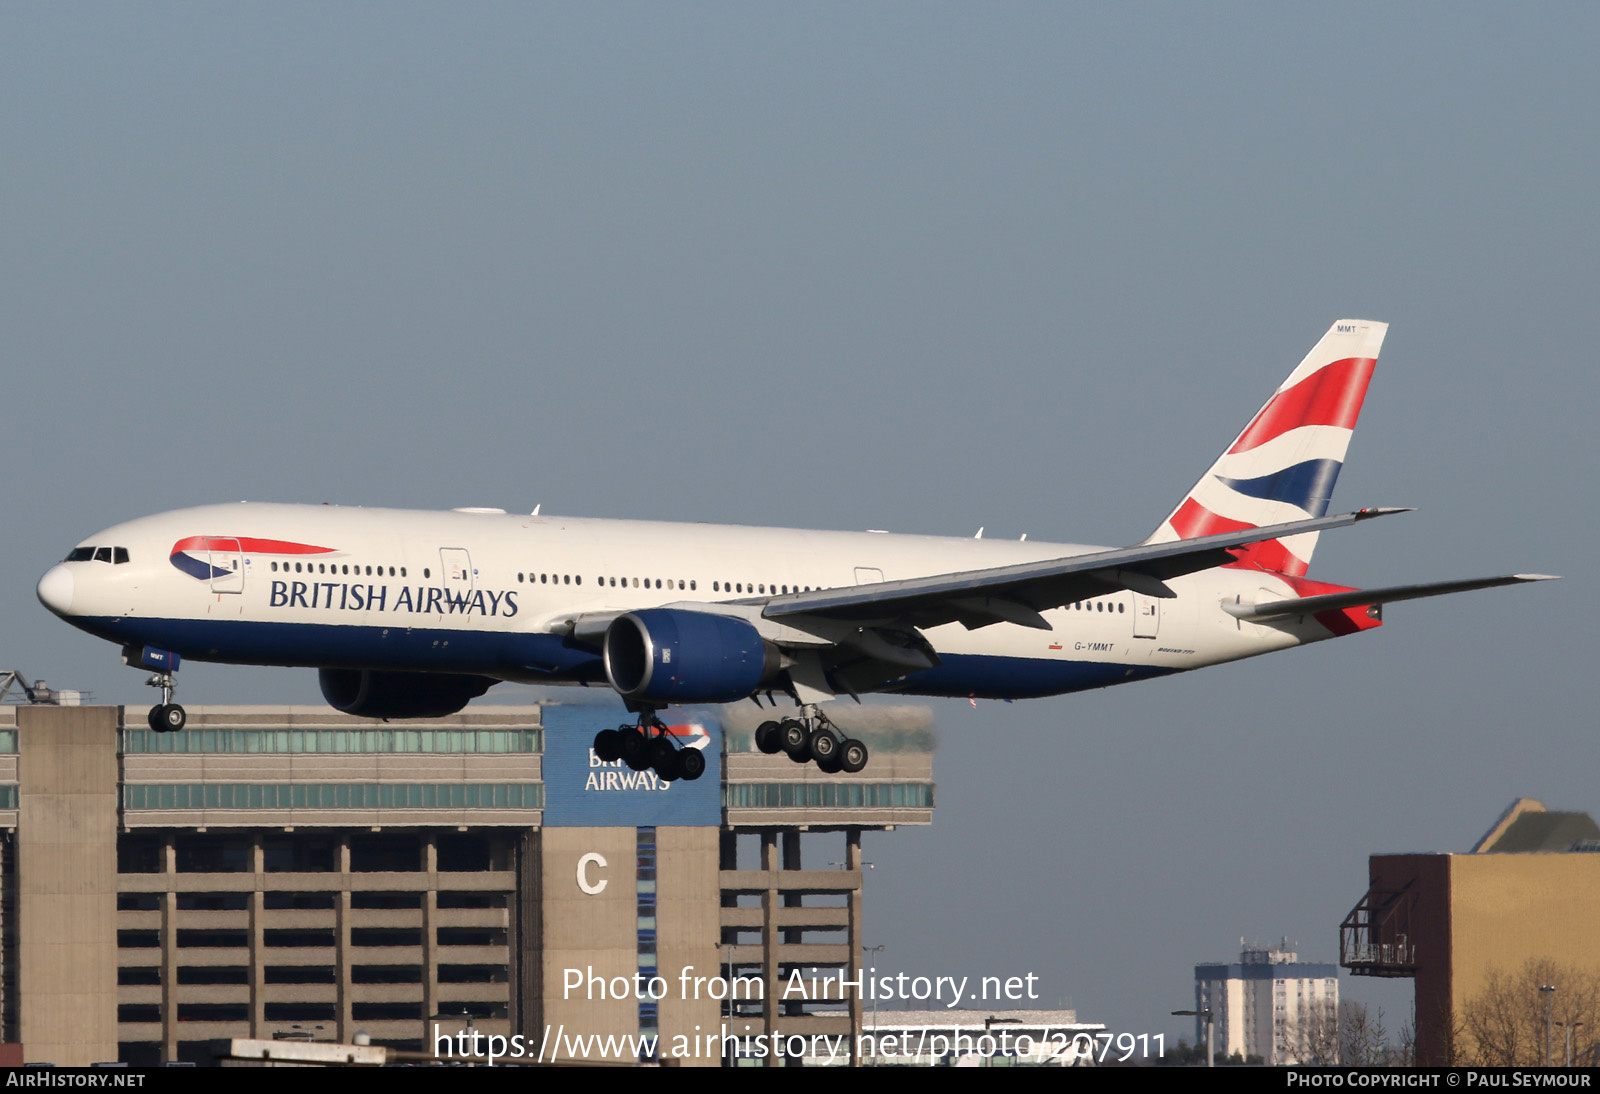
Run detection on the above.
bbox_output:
[1459,959,1600,1066]
[1340,1001,1394,1066]
[1297,999,1342,1065]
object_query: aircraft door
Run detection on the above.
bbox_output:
[440,548,475,591]
[854,567,884,585]
[208,537,245,594]
[1131,592,1159,638]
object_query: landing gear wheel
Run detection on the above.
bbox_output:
[648,735,677,770]
[678,748,706,781]
[652,748,684,783]
[150,704,186,733]
[815,751,843,774]
[808,727,839,764]
[755,720,783,755]
[620,728,651,771]
[839,738,868,774]
[593,728,623,762]
[780,719,809,762]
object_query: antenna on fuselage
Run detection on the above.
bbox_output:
[531,504,541,516]
[974,527,983,539]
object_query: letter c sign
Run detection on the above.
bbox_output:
[577,852,608,895]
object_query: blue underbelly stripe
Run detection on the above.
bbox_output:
[74,615,600,677]
[74,616,1180,699]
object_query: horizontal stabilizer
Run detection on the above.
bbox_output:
[1223,574,1559,622]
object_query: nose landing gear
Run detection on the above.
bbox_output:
[145,672,186,733]
[754,706,868,774]
[121,646,186,733]
[592,711,706,783]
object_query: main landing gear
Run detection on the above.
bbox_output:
[755,707,869,774]
[592,713,706,784]
[145,671,186,733]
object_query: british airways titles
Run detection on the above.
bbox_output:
[267,579,520,618]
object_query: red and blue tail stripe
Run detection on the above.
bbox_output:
[1146,320,1387,578]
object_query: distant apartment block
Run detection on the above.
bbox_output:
[1193,940,1338,1065]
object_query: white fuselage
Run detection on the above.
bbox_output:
[39,502,1343,703]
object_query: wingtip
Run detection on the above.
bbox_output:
[1354,506,1417,519]
[1512,573,1561,582]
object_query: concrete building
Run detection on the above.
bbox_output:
[1341,798,1600,1066]
[1193,940,1339,1065]
[0,701,935,1065]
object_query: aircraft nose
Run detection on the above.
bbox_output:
[36,565,75,616]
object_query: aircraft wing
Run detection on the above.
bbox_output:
[1222,573,1559,622]
[761,508,1408,632]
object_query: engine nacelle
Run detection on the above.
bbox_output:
[318,669,495,720]
[603,609,780,703]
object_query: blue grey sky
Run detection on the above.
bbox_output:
[4,4,1594,1040]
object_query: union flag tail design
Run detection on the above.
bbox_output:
[1145,319,1388,577]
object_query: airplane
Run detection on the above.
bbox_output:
[36,319,1555,782]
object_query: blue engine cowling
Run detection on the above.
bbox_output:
[318,669,496,719]
[603,609,780,703]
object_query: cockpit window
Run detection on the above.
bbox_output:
[65,545,130,563]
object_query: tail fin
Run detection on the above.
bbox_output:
[1145,319,1387,576]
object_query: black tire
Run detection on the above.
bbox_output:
[620,728,651,771]
[679,748,706,781]
[839,738,868,774]
[158,704,187,733]
[649,735,677,769]
[147,706,163,732]
[780,719,809,762]
[653,748,684,783]
[816,751,843,774]
[809,727,839,762]
[755,720,783,755]
[593,728,623,762]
